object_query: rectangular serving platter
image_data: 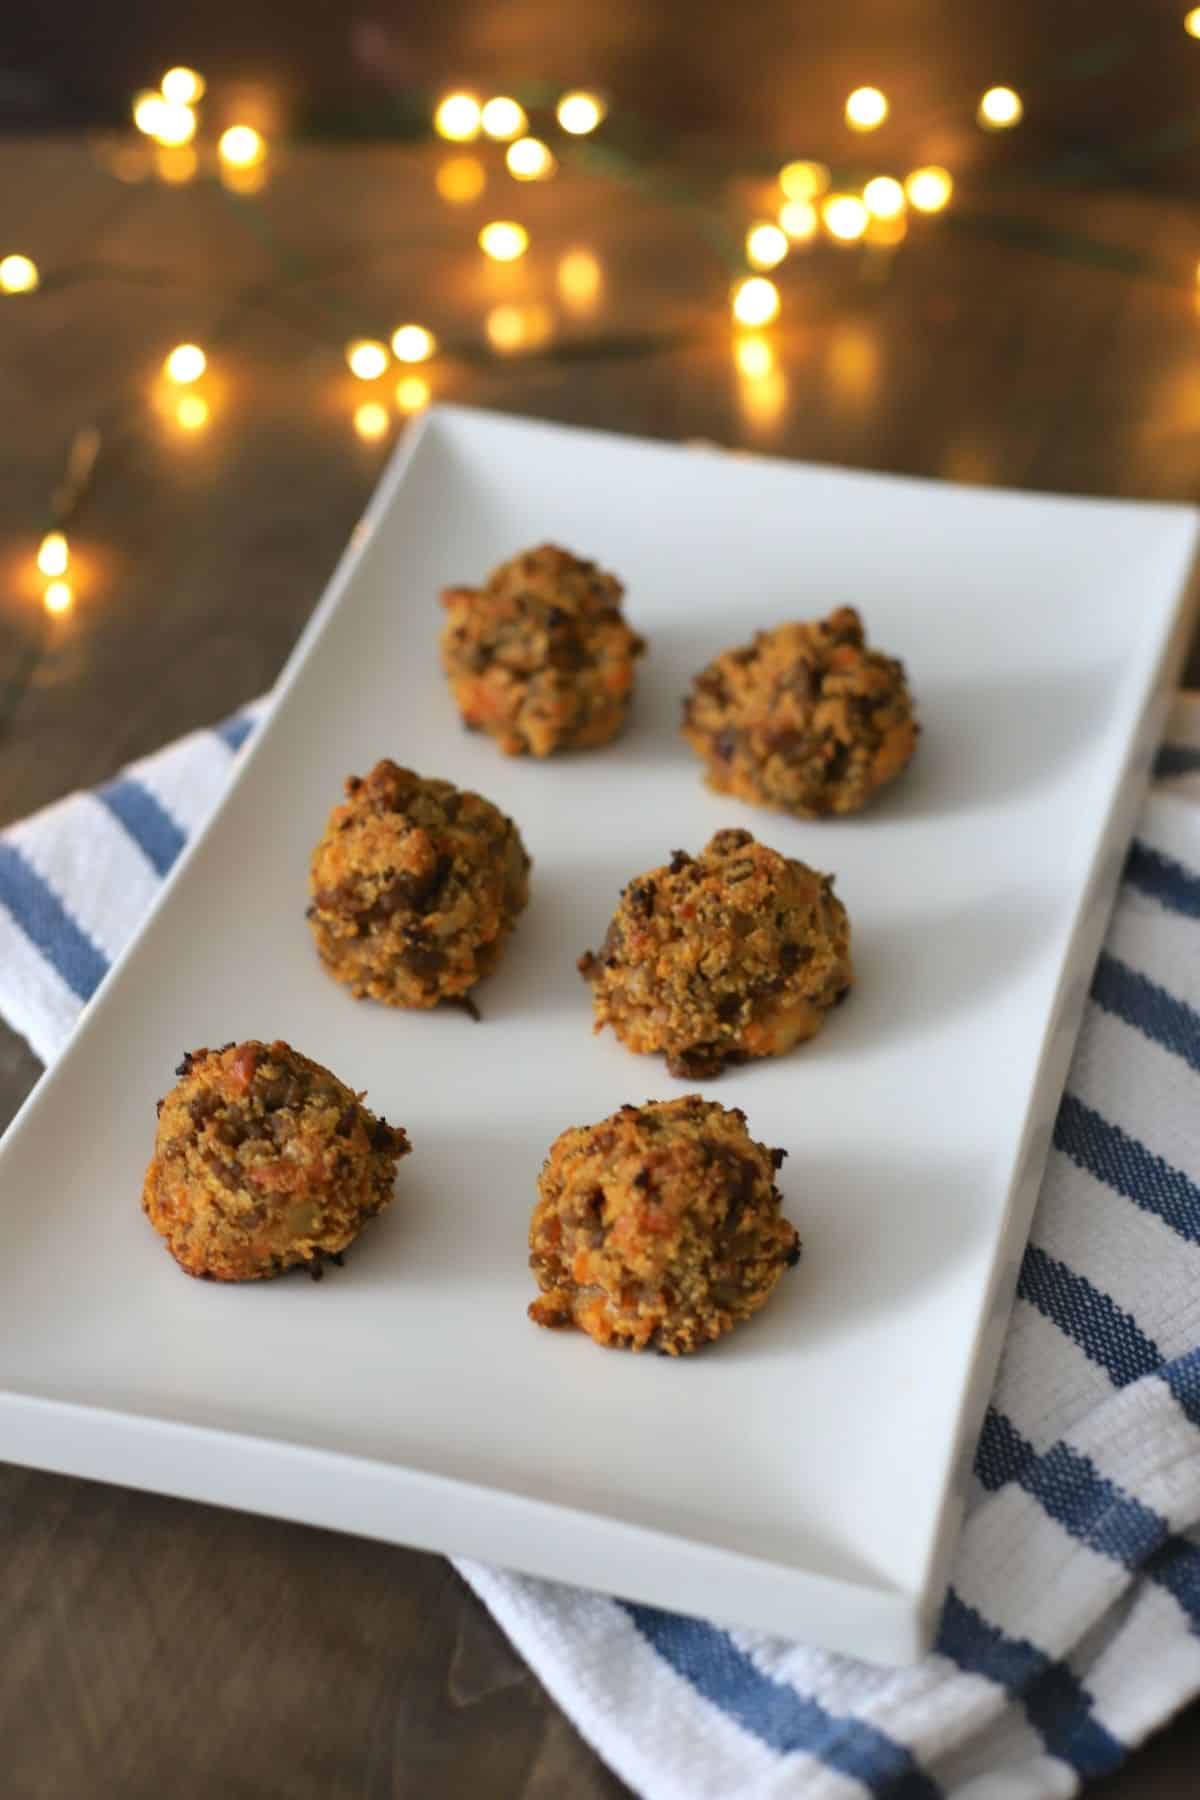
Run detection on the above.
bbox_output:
[1,405,1196,1664]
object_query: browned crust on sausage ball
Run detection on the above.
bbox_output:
[529,1095,800,1354]
[682,607,918,817]
[307,761,530,1007]
[579,829,852,1077]
[142,1039,410,1281]
[440,543,645,756]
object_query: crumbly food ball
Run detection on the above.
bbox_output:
[528,1096,800,1354]
[579,828,852,1078]
[440,543,645,756]
[682,607,918,816]
[142,1039,410,1281]
[307,761,530,1007]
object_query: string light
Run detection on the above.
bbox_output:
[37,532,69,578]
[133,92,168,137]
[175,394,209,430]
[161,67,204,105]
[434,93,482,141]
[354,402,390,441]
[0,254,39,294]
[731,276,780,327]
[218,125,265,168]
[734,336,774,379]
[779,161,829,200]
[1186,8,1200,36]
[164,343,207,384]
[153,103,197,146]
[346,339,390,380]
[556,91,605,134]
[822,194,869,241]
[390,324,436,363]
[480,97,528,141]
[436,155,486,203]
[862,176,906,219]
[506,137,556,180]
[845,87,889,131]
[557,249,602,310]
[395,375,431,413]
[745,223,789,270]
[478,220,529,260]
[43,581,73,616]
[977,86,1023,129]
[905,166,953,212]
[778,200,818,242]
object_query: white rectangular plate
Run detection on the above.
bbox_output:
[1,407,1196,1664]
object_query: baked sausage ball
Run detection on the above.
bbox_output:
[440,543,645,756]
[142,1039,410,1281]
[307,761,530,1008]
[682,606,917,816]
[529,1096,800,1354]
[579,828,852,1079]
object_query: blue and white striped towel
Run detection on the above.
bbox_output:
[4,695,1200,1800]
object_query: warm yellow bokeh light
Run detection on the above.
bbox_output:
[161,66,205,105]
[731,276,780,327]
[481,97,528,141]
[478,220,529,261]
[862,176,906,219]
[165,342,207,384]
[779,160,830,201]
[219,125,266,168]
[391,324,436,363]
[746,223,789,270]
[436,155,486,204]
[506,136,556,180]
[978,86,1023,129]
[557,249,602,310]
[396,375,431,413]
[556,91,605,134]
[485,302,554,353]
[845,87,889,131]
[175,394,209,430]
[43,580,73,616]
[822,194,869,241]
[734,336,774,379]
[346,339,390,380]
[1186,7,1200,36]
[37,532,69,578]
[155,145,197,184]
[152,102,197,146]
[221,161,267,196]
[778,200,818,242]
[906,166,953,212]
[866,211,908,248]
[0,254,39,294]
[435,92,482,141]
[133,91,168,136]
[354,402,390,442]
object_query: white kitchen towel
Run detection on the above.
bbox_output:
[3,694,1200,1799]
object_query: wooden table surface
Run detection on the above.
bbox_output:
[2,133,1200,1796]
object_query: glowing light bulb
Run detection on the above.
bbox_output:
[845,87,889,131]
[354,402,390,441]
[480,97,527,141]
[391,324,436,363]
[506,136,556,180]
[557,249,602,310]
[731,277,780,327]
[0,254,39,294]
[977,86,1023,129]
[822,194,869,241]
[161,67,204,105]
[218,125,265,168]
[779,160,829,200]
[862,176,906,219]
[396,375,431,413]
[906,166,953,212]
[175,394,209,430]
[43,580,73,616]
[1186,7,1200,36]
[346,339,390,380]
[478,220,529,261]
[745,223,789,270]
[556,91,605,134]
[153,102,196,146]
[734,336,774,379]
[778,200,819,242]
[133,92,168,136]
[436,155,486,204]
[164,343,207,384]
[37,532,69,577]
[434,93,482,141]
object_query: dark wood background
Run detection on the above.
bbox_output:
[4,0,1200,1787]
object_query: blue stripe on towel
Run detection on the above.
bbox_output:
[1153,745,1200,780]
[96,776,186,879]
[0,842,109,1001]
[1018,1246,1162,1387]
[1125,841,1200,918]
[214,711,255,753]
[1054,1094,1200,1247]
[1091,954,1200,1075]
